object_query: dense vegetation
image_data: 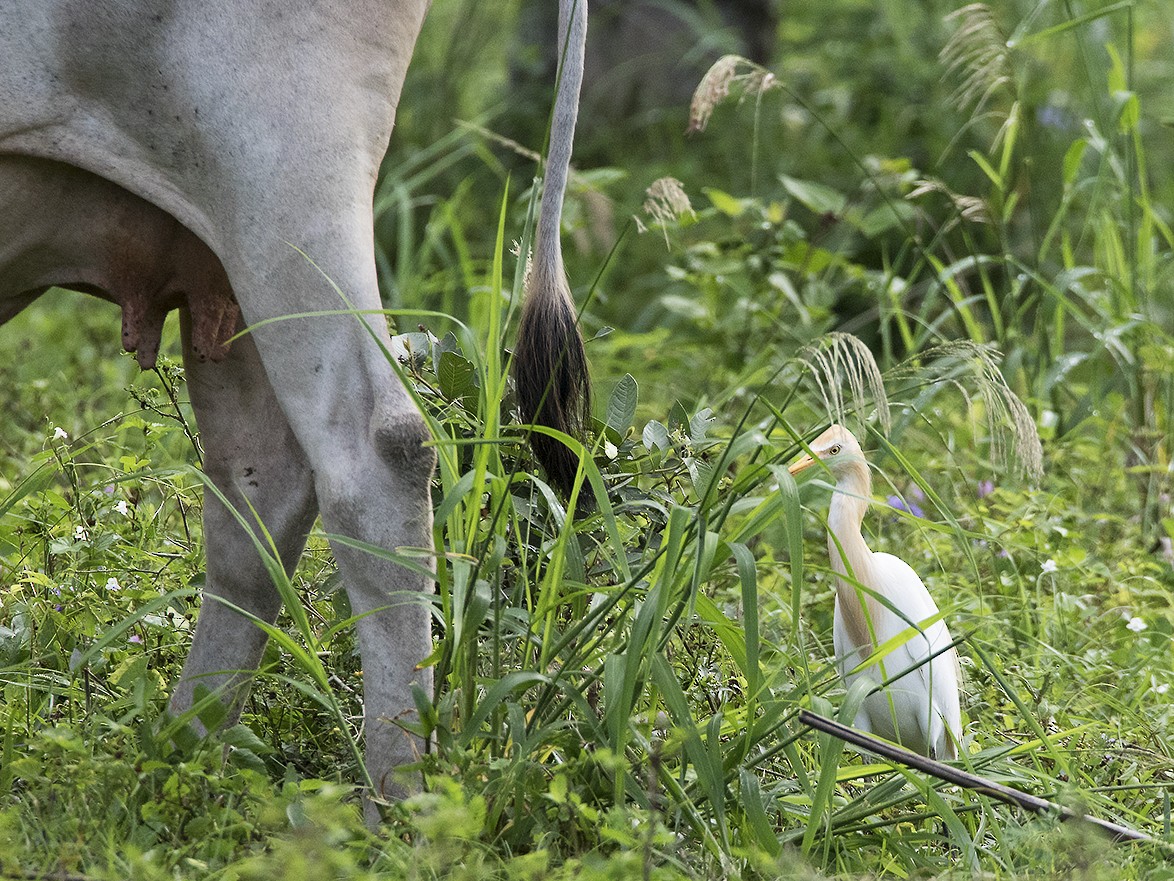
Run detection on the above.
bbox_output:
[1,0,1172,877]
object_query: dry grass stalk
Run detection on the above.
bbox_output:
[636,177,695,245]
[799,333,892,436]
[940,4,1013,115]
[891,341,1044,482]
[799,334,1043,482]
[688,54,777,134]
[908,178,991,226]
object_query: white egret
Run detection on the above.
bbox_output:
[788,424,962,759]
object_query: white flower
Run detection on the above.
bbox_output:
[53,427,68,440]
[1125,616,1146,633]
[73,525,88,541]
[105,577,121,592]
[1040,559,1058,574]
[115,500,129,516]
[1156,683,1169,695]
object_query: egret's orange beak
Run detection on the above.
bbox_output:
[787,454,817,476]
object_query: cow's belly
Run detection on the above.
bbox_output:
[0,155,238,367]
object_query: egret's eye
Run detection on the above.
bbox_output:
[828,444,842,456]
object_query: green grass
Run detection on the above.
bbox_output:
[2,1,1174,878]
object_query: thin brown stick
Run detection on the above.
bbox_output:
[798,709,1166,848]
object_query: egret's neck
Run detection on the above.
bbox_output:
[827,462,878,649]
[827,463,873,570]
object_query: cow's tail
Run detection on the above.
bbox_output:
[513,0,591,498]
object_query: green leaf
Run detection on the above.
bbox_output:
[1062,139,1087,186]
[1106,42,1128,93]
[1008,0,1133,48]
[192,685,228,732]
[922,772,978,871]
[739,768,782,856]
[1114,92,1139,133]
[694,593,746,672]
[438,350,477,401]
[605,373,638,434]
[767,464,804,640]
[460,671,551,743]
[781,240,838,273]
[703,187,747,217]
[431,330,460,364]
[111,654,150,690]
[780,175,847,216]
[221,723,271,754]
[642,419,670,452]
[1161,518,1174,541]
[396,331,431,364]
[226,747,268,774]
[651,655,729,845]
[967,150,1003,188]
[730,542,761,704]
[802,693,854,855]
[856,201,914,236]
[689,408,715,444]
[0,463,57,520]
[548,773,568,804]
[659,294,707,321]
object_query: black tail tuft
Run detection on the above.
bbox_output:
[513,272,591,499]
[513,0,591,502]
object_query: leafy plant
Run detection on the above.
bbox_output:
[2,1,1173,878]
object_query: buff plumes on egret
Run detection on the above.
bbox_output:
[788,424,962,760]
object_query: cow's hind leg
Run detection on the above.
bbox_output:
[218,236,437,817]
[169,311,318,729]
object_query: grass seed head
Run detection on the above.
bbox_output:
[799,332,892,436]
[688,54,777,134]
[941,3,1014,114]
[637,177,695,245]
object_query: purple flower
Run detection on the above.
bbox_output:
[128,634,142,644]
[1037,105,1070,130]
[908,484,925,503]
[888,495,924,518]
[103,484,116,495]
[977,479,995,499]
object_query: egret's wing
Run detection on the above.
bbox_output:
[870,552,962,758]
[870,552,941,633]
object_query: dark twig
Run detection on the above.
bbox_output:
[799,709,1168,849]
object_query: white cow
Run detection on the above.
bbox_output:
[0,0,589,814]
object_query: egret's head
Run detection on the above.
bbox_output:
[786,424,867,482]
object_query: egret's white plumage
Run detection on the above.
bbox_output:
[790,424,962,759]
